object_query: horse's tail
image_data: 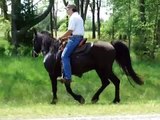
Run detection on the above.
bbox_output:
[111,41,144,85]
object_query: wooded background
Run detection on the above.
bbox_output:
[0,0,160,59]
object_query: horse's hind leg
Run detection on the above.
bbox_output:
[64,83,85,104]
[91,69,110,104]
[109,72,120,103]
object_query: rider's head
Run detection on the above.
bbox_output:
[65,4,77,16]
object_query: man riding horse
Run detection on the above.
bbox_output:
[58,4,84,84]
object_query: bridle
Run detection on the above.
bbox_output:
[32,49,39,56]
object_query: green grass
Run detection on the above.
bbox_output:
[0,56,51,105]
[0,54,160,118]
[0,102,159,118]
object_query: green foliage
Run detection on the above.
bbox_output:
[16,0,37,29]
[0,17,10,39]
[101,18,113,40]
[0,47,5,55]
[104,0,160,59]
[4,45,31,56]
[59,22,67,31]
[57,18,66,30]
[84,18,92,31]
[133,21,159,59]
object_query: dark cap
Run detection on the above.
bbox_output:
[65,4,77,10]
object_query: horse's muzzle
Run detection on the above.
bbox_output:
[32,50,39,57]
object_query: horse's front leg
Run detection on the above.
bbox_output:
[49,73,58,104]
[64,83,85,104]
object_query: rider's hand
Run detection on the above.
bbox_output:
[58,37,63,44]
[58,37,62,41]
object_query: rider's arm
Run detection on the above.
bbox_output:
[59,30,72,42]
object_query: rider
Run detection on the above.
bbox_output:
[58,4,84,84]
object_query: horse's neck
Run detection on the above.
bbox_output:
[50,40,60,53]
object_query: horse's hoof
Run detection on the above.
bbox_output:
[51,99,58,104]
[76,95,85,104]
[113,99,120,104]
[79,97,85,104]
[91,97,99,104]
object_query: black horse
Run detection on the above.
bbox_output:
[32,30,144,104]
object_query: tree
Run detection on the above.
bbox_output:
[79,0,90,23]
[62,0,90,23]
[11,0,54,50]
[154,0,160,45]
[96,0,101,39]
[127,0,131,49]
[0,0,9,20]
[90,0,96,39]
[139,0,146,24]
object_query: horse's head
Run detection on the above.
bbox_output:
[32,29,42,57]
[32,29,60,57]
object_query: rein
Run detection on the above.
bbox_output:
[33,50,39,56]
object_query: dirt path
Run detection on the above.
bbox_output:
[4,114,160,120]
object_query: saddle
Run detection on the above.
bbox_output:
[56,38,93,60]
[59,38,87,51]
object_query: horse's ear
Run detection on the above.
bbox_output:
[52,37,57,41]
[32,28,37,37]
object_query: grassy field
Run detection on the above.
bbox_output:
[0,26,160,118]
[0,53,160,118]
[0,102,159,118]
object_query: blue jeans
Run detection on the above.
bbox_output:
[61,36,83,80]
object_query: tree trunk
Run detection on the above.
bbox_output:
[139,0,146,24]
[90,0,96,39]
[50,8,53,37]
[2,0,9,20]
[62,0,89,23]
[97,0,101,40]
[157,20,160,45]
[72,0,90,23]
[62,0,68,6]
[154,1,160,45]
[138,0,146,43]
[112,7,115,40]
[11,0,18,51]
[62,0,68,31]
[18,0,54,35]
[53,0,58,37]
[128,0,131,50]
[80,0,84,19]
[74,0,79,12]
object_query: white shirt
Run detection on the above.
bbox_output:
[68,12,84,36]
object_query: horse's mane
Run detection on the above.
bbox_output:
[41,31,52,37]
[39,31,60,53]
[40,31,57,41]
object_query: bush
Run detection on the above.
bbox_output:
[101,21,113,40]
[4,45,31,56]
[0,47,5,55]
[133,22,158,59]
[17,45,32,56]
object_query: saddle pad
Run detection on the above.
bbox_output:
[73,42,93,55]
